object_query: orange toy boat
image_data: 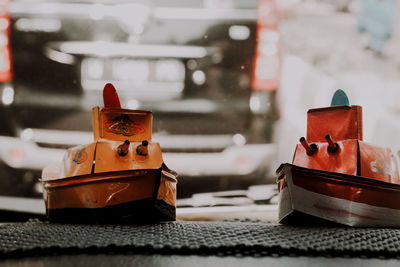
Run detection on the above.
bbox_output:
[277,90,400,227]
[40,84,177,223]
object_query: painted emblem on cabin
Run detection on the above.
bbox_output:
[371,156,391,175]
[105,114,144,136]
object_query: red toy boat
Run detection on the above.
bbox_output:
[277,90,400,227]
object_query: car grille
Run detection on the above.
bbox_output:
[29,129,235,153]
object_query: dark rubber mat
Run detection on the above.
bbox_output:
[1,220,400,258]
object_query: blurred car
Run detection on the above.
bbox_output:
[0,0,280,198]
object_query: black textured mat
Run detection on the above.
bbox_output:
[1,220,400,258]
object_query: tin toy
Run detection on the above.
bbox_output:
[41,83,177,223]
[277,89,400,227]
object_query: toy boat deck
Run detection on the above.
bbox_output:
[277,90,400,227]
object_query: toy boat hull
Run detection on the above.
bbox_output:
[41,166,177,223]
[277,163,400,227]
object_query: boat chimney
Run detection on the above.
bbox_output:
[300,137,318,156]
[325,134,339,153]
[136,140,149,156]
[117,140,130,156]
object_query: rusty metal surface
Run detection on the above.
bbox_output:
[306,105,363,142]
[293,139,358,175]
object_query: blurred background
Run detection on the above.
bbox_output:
[0,0,399,215]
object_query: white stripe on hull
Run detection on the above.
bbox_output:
[280,165,400,227]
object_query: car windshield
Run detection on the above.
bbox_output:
[0,0,398,222]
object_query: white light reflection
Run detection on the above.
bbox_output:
[260,30,279,43]
[86,58,104,79]
[127,99,140,110]
[15,18,61,32]
[192,70,206,85]
[20,128,34,142]
[34,182,44,193]
[59,42,209,59]
[229,25,250,40]
[250,93,261,113]
[2,86,14,105]
[255,55,279,80]
[155,60,185,82]
[260,44,278,57]
[0,32,8,46]
[45,48,75,65]
[233,134,246,146]
[0,18,8,31]
[113,59,149,81]
[115,3,150,35]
